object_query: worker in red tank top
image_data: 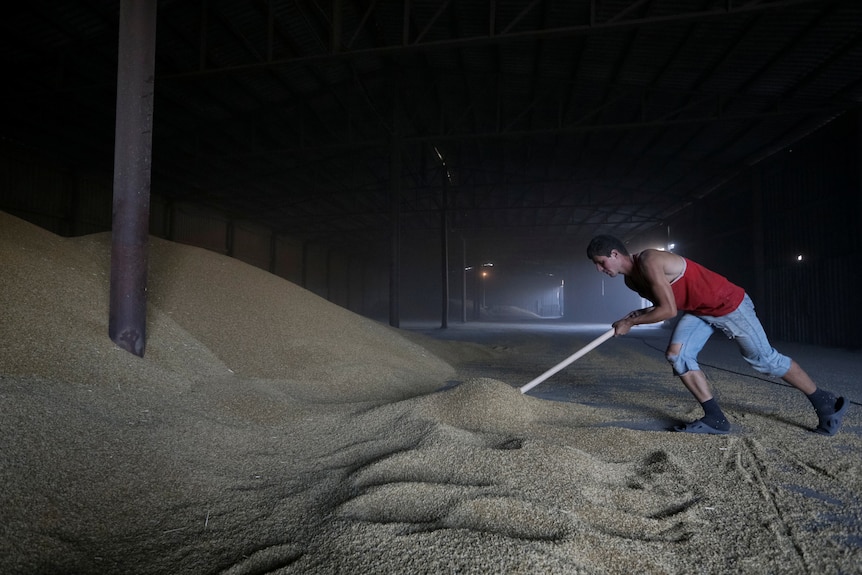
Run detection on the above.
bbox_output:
[587,234,848,436]
[662,256,744,316]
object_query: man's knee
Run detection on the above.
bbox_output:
[744,352,791,378]
[666,343,698,375]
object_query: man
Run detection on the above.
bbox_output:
[586,234,847,435]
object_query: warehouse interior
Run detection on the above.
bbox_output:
[2,3,862,574]
[2,0,861,346]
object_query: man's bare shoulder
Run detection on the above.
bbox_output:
[637,249,685,277]
[637,248,673,263]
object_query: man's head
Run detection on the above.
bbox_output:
[587,235,630,277]
[586,235,629,259]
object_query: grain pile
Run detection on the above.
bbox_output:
[1,211,860,575]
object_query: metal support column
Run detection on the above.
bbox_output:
[440,173,449,328]
[461,237,467,323]
[389,130,402,328]
[109,0,157,357]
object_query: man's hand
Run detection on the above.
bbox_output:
[613,306,654,335]
[612,316,635,336]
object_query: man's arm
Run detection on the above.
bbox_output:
[614,250,679,335]
[623,306,655,320]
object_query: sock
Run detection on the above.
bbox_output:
[806,388,836,415]
[700,398,730,431]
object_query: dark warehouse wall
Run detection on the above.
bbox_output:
[0,145,387,320]
[2,112,860,347]
[665,111,862,349]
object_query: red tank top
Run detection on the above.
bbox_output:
[669,257,745,317]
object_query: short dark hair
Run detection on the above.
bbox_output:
[587,235,629,259]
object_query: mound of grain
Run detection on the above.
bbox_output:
[3,209,860,575]
[416,377,535,432]
[0,211,454,401]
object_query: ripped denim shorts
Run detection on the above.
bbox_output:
[668,293,791,378]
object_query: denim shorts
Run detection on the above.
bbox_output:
[668,293,792,378]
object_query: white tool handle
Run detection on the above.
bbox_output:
[519,328,615,394]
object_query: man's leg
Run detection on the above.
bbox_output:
[781,360,816,394]
[782,360,847,434]
[666,314,714,399]
[714,295,847,435]
[674,363,714,402]
[667,316,730,433]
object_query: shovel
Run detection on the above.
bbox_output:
[519,328,615,394]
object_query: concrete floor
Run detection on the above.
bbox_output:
[404,319,862,437]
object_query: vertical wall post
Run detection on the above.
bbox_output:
[109,0,157,357]
[461,236,468,323]
[389,130,402,328]
[326,248,333,302]
[269,231,278,274]
[225,219,235,256]
[440,172,449,328]
[62,169,79,236]
[301,241,310,288]
[751,166,766,307]
[857,109,862,246]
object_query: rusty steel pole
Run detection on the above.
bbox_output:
[109,0,157,357]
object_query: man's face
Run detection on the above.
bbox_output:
[592,250,621,277]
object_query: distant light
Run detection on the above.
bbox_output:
[464,266,474,271]
[481,271,488,278]
[482,262,494,267]
[668,243,676,251]
[796,254,804,262]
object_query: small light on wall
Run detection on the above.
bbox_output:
[796,254,804,262]
[668,243,676,252]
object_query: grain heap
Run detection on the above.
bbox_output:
[2,211,860,574]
